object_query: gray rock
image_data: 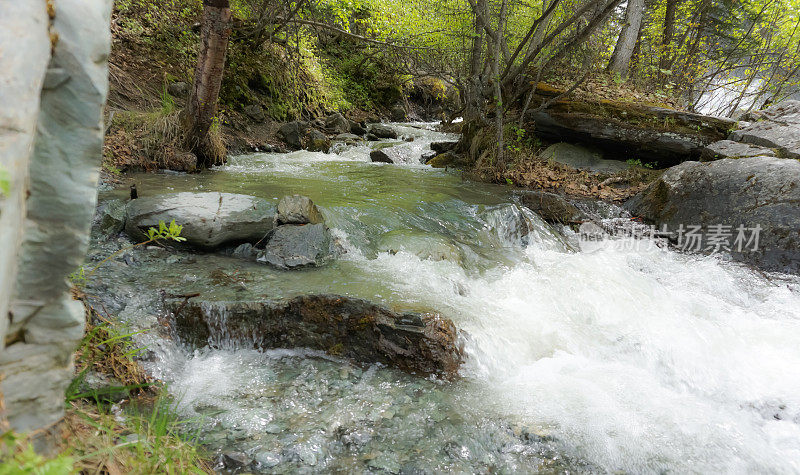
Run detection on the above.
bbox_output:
[540,143,628,173]
[369,124,398,139]
[167,81,189,97]
[307,129,331,153]
[701,140,777,161]
[370,149,394,163]
[430,141,458,154]
[729,101,800,159]
[334,133,362,143]
[95,199,127,236]
[376,230,462,263]
[165,295,463,378]
[243,103,265,122]
[276,195,324,225]
[232,243,258,260]
[518,191,585,224]
[218,451,252,470]
[324,112,350,134]
[278,121,309,150]
[527,102,734,166]
[258,223,332,269]
[125,192,275,249]
[350,121,367,136]
[625,157,800,273]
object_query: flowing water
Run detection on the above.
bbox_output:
[91,123,800,473]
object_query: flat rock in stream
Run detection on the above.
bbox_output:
[125,192,275,249]
[518,191,585,224]
[166,295,463,378]
[369,124,398,139]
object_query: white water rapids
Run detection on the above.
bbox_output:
[99,123,800,473]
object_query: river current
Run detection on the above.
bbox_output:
[92,123,800,473]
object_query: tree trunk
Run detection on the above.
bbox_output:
[607,0,645,76]
[183,0,231,167]
[493,0,508,167]
[659,0,677,73]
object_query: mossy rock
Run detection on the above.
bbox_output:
[428,152,461,168]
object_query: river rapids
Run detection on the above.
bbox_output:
[89,123,800,474]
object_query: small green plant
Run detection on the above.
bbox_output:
[0,432,75,474]
[626,158,657,169]
[71,220,186,287]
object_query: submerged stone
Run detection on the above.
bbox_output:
[166,295,464,378]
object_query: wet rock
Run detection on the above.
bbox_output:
[276,195,324,225]
[427,151,462,168]
[625,156,800,273]
[366,133,379,141]
[244,103,266,122]
[390,105,407,122]
[540,143,627,173]
[431,141,458,154]
[307,129,331,153]
[76,371,129,403]
[232,243,258,260]
[334,133,362,143]
[258,223,333,269]
[217,451,252,470]
[125,192,275,250]
[350,121,367,136]
[166,295,464,378]
[370,124,398,139]
[254,451,281,469]
[518,191,585,224]
[370,149,395,163]
[278,121,309,150]
[421,150,437,164]
[167,81,189,97]
[701,139,777,161]
[729,101,800,159]
[325,112,351,134]
[527,100,734,166]
[94,199,126,237]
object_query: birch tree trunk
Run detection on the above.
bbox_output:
[183,0,231,168]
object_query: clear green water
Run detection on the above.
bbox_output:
[90,123,800,474]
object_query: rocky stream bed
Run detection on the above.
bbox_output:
[85,121,800,473]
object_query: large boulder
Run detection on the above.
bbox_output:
[125,192,275,249]
[276,195,324,225]
[526,99,735,166]
[257,223,333,269]
[729,101,800,159]
[278,121,309,150]
[540,143,628,173]
[369,124,398,139]
[701,139,776,161]
[306,129,331,153]
[324,112,350,134]
[625,157,800,273]
[166,295,463,378]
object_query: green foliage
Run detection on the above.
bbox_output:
[71,220,186,288]
[506,125,540,153]
[627,158,657,169]
[0,432,75,474]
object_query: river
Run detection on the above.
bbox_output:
[89,123,800,473]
